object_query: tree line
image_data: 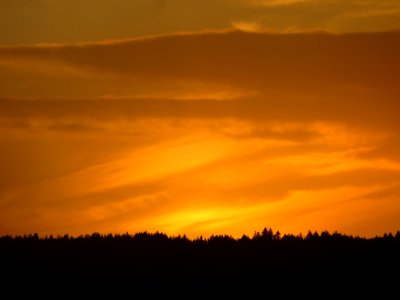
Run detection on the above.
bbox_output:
[1,228,399,294]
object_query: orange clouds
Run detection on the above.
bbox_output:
[0,29,398,127]
[0,30,400,238]
[2,30,400,90]
[2,0,400,45]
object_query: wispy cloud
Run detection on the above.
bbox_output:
[1,30,400,237]
[1,31,400,124]
[2,0,400,46]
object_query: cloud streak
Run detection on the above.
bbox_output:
[1,30,400,129]
[2,0,400,45]
[2,30,400,90]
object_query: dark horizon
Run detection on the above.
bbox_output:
[2,227,400,240]
[2,227,400,294]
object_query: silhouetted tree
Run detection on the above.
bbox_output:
[1,228,399,292]
[261,227,274,241]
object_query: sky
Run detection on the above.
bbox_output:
[1,0,400,238]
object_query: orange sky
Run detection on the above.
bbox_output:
[1,0,400,238]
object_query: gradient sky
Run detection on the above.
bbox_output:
[1,0,400,237]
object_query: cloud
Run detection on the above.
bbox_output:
[2,30,400,93]
[0,94,398,131]
[358,134,400,161]
[239,0,400,33]
[232,21,264,32]
[2,0,400,45]
[248,0,310,7]
[1,30,400,130]
[1,30,400,237]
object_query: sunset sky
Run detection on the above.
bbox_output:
[1,0,400,238]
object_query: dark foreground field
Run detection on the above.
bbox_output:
[1,229,400,295]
